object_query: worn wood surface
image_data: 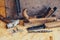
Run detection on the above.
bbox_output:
[0,0,6,17]
[0,20,60,40]
[0,0,60,40]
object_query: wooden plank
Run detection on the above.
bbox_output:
[0,0,6,17]
[0,7,6,17]
[0,0,5,6]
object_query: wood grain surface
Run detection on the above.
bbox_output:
[0,20,60,40]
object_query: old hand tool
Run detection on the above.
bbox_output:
[0,15,11,23]
[27,24,52,33]
[7,20,20,28]
[27,21,60,32]
[0,15,20,28]
[27,24,45,30]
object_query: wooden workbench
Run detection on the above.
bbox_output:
[0,0,60,40]
[0,20,60,40]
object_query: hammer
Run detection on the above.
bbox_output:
[0,15,20,28]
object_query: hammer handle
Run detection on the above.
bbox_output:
[0,15,11,23]
[45,21,60,28]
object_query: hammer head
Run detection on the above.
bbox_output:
[7,20,19,28]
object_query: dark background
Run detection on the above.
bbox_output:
[5,0,60,19]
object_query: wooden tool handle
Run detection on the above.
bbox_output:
[22,9,29,19]
[24,17,57,27]
[29,17,57,23]
[45,21,60,28]
[0,15,11,23]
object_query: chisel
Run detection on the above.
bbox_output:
[27,21,60,31]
